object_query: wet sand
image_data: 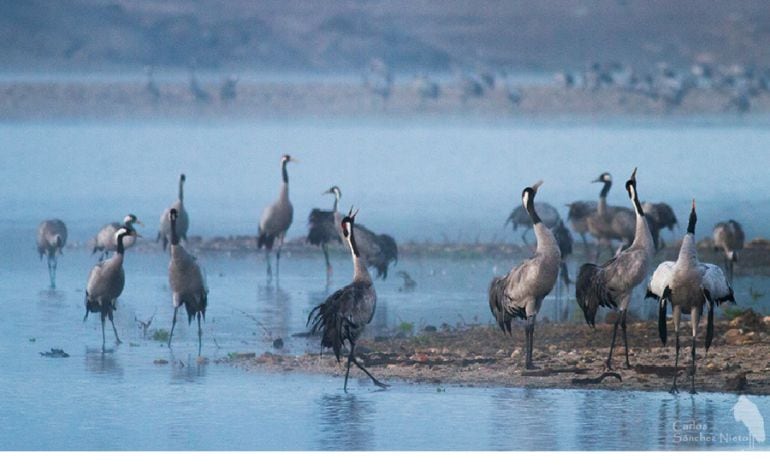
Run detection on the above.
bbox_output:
[222,310,770,395]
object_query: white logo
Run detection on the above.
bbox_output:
[733,395,766,445]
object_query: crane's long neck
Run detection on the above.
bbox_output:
[178,178,185,203]
[526,193,558,256]
[116,232,127,257]
[332,193,339,213]
[678,208,699,267]
[170,217,180,246]
[629,185,654,254]
[348,227,370,283]
[280,161,290,200]
[597,181,611,215]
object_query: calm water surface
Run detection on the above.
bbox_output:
[1,120,768,450]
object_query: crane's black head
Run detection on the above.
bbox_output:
[281,154,296,164]
[340,207,358,238]
[593,172,612,183]
[324,186,341,198]
[341,207,360,257]
[180,174,186,182]
[687,199,697,234]
[625,168,644,215]
[127,214,138,223]
[521,181,543,224]
[169,208,178,221]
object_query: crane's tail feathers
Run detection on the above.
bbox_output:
[658,286,670,346]
[257,232,276,250]
[576,263,614,328]
[307,303,346,362]
[715,286,736,305]
[488,277,525,335]
[307,209,338,246]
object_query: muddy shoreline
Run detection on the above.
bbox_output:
[220,310,770,395]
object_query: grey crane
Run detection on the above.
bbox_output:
[158,174,189,251]
[145,65,160,102]
[92,214,143,260]
[505,204,573,303]
[576,168,654,370]
[258,154,296,280]
[307,185,397,279]
[489,181,561,370]
[307,186,343,278]
[220,75,238,102]
[585,172,636,261]
[350,222,398,280]
[37,219,68,289]
[566,200,597,252]
[413,74,440,104]
[167,208,208,356]
[189,66,211,103]
[84,226,140,352]
[307,208,388,392]
[713,220,744,284]
[642,202,678,251]
[505,202,561,245]
[646,200,735,394]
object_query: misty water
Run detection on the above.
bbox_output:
[1,119,769,450]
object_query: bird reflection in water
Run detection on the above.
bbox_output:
[317,393,375,451]
[84,350,124,377]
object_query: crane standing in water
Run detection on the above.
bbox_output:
[37,219,68,289]
[307,208,388,392]
[259,154,296,280]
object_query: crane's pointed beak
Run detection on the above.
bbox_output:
[136,220,145,227]
[631,167,638,181]
[531,180,543,192]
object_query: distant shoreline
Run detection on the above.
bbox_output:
[2,80,770,121]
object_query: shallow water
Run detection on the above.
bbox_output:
[1,120,769,450]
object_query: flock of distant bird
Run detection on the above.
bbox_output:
[35,160,745,393]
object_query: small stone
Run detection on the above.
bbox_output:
[153,359,169,365]
[724,328,744,345]
[272,338,284,349]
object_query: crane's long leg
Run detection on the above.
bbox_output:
[101,313,107,353]
[322,243,332,280]
[605,315,621,371]
[348,343,389,390]
[108,310,122,345]
[689,335,697,394]
[620,310,631,369]
[197,314,203,357]
[525,316,537,370]
[265,250,272,279]
[689,308,699,394]
[343,350,353,393]
[168,306,179,348]
[670,330,680,394]
[48,256,56,289]
[276,235,284,279]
